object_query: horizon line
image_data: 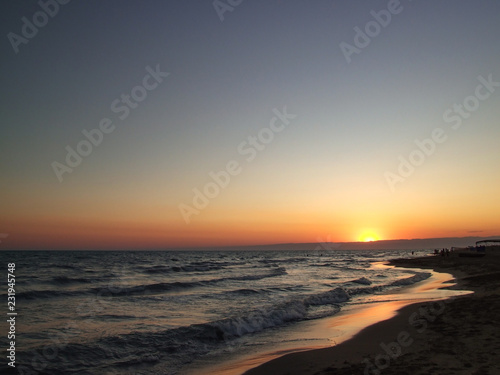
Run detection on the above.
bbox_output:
[2,234,499,251]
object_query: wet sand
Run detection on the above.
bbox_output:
[244,249,500,375]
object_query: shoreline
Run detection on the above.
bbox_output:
[244,250,500,375]
[188,260,463,375]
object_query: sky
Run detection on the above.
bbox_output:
[1,0,499,250]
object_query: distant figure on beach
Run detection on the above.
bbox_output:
[434,249,439,255]
[446,248,450,257]
[412,251,414,255]
[440,249,445,257]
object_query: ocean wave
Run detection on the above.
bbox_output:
[389,272,431,286]
[328,264,366,272]
[17,286,349,374]
[348,285,383,295]
[142,263,226,274]
[92,280,204,297]
[351,277,372,285]
[171,264,225,273]
[303,287,350,306]
[346,272,432,295]
[228,267,287,281]
[188,287,349,340]
[142,265,172,274]
[212,301,307,338]
[258,257,307,265]
[16,267,288,300]
[141,260,250,274]
[223,288,265,296]
[132,287,348,342]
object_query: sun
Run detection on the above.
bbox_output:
[359,232,380,242]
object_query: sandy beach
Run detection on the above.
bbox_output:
[245,248,500,375]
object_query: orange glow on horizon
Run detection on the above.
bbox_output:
[2,203,500,250]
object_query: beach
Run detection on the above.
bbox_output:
[245,248,500,375]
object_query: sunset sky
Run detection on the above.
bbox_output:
[1,0,500,250]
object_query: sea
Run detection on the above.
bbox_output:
[0,249,439,374]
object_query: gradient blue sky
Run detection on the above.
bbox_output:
[1,0,499,249]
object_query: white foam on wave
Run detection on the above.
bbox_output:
[212,287,350,338]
